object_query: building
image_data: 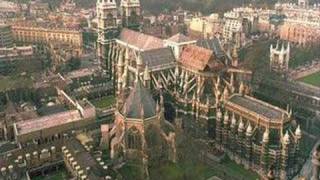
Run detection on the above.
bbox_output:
[223,19,243,42]
[270,42,290,73]
[279,22,320,47]
[11,23,83,52]
[0,46,44,75]
[298,0,309,8]
[102,76,176,178]
[0,0,22,18]
[95,1,305,178]
[103,26,304,178]
[62,138,114,180]
[29,0,49,17]
[120,0,142,29]
[164,33,197,60]
[275,1,320,46]
[188,14,223,38]
[13,88,96,147]
[220,94,301,179]
[0,25,13,48]
[97,0,142,76]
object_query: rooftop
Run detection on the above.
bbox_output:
[180,45,224,71]
[197,37,225,59]
[140,47,176,71]
[15,110,81,135]
[119,28,164,50]
[121,78,157,119]
[227,95,287,120]
[167,33,194,43]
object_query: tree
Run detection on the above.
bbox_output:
[68,57,81,71]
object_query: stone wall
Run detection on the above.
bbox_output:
[289,60,320,80]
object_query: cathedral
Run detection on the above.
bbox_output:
[101,75,176,179]
[97,0,304,179]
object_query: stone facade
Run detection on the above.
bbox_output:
[11,25,83,52]
[102,77,176,179]
[279,22,320,47]
[0,25,13,48]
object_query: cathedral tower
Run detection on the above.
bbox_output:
[120,0,142,30]
[97,0,118,79]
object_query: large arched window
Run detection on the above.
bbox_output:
[127,127,142,150]
[128,11,139,25]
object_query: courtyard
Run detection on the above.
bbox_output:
[298,71,320,87]
[90,95,116,109]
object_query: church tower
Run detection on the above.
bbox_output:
[120,0,142,30]
[97,0,118,79]
[270,42,290,73]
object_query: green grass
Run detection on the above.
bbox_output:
[298,71,320,87]
[149,161,219,180]
[290,46,320,69]
[222,158,259,179]
[90,96,115,109]
[118,164,145,180]
[149,159,259,180]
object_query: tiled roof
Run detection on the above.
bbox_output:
[140,47,176,71]
[197,37,225,59]
[167,33,193,43]
[180,45,224,71]
[122,78,157,119]
[119,28,164,50]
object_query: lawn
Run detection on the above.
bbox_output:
[222,158,259,179]
[118,163,145,180]
[149,159,259,180]
[298,71,320,87]
[149,161,217,180]
[90,96,115,109]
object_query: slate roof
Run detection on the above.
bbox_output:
[122,78,157,119]
[119,28,164,50]
[140,47,176,71]
[197,37,225,59]
[228,95,285,120]
[180,45,224,71]
[167,33,194,43]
